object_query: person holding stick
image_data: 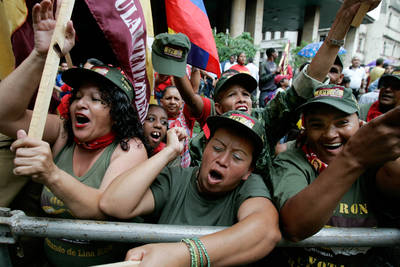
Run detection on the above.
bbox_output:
[0,1,148,266]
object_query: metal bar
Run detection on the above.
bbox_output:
[1,209,399,247]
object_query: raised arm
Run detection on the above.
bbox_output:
[0,0,75,143]
[279,106,400,241]
[99,128,186,219]
[125,197,281,267]
[174,74,204,118]
[307,0,381,82]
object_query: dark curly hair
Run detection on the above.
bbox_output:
[64,81,150,154]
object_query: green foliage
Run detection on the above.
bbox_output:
[290,41,311,69]
[213,31,258,62]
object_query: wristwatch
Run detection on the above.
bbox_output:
[328,38,345,47]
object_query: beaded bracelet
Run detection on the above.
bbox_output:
[193,237,210,267]
[188,239,199,267]
[181,238,197,267]
[193,239,204,267]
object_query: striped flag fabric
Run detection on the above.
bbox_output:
[166,0,221,77]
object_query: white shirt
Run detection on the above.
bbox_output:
[358,90,379,105]
[223,61,236,72]
[246,62,259,82]
[342,67,366,90]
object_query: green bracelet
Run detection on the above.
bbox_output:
[189,239,199,267]
[193,238,204,267]
[193,237,210,267]
[182,238,197,267]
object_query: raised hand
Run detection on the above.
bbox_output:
[32,0,75,57]
[344,106,400,168]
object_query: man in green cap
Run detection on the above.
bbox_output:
[269,84,400,266]
[100,110,281,266]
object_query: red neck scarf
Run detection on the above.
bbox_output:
[152,142,166,155]
[366,101,383,122]
[301,144,328,174]
[74,132,116,150]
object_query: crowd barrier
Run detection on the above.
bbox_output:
[1,207,399,247]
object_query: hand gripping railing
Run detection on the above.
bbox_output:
[1,208,399,247]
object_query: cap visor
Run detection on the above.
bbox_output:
[152,52,186,77]
[207,116,263,153]
[224,73,257,94]
[297,98,358,115]
[62,68,114,89]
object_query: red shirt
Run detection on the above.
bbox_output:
[229,64,251,74]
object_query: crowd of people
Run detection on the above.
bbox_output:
[0,0,399,266]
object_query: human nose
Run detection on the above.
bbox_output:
[238,93,246,102]
[75,96,88,108]
[216,151,229,168]
[323,125,338,139]
[153,119,162,129]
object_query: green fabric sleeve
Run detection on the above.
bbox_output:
[150,166,176,218]
[235,174,271,213]
[270,148,316,211]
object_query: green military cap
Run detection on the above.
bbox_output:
[298,84,359,115]
[213,72,257,101]
[207,110,265,156]
[152,32,191,77]
[62,65,135,102]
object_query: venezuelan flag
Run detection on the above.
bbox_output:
[166,0,221,77]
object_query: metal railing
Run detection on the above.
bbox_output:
[1,208,399,247]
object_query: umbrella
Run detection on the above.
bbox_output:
[297,41,347,58]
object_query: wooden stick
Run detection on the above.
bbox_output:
[28,0,75,139]
[90,260,141,267]
[351,2,371,27]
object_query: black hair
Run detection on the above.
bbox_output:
[64,81,150,154]
[161,86,179,99]
[376,58,384,66]
[266,48,276,58]
[341,76,351,85]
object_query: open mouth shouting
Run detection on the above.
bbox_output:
[75,113,90,128]
[149,131,162,143]
[208,169,223,184]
